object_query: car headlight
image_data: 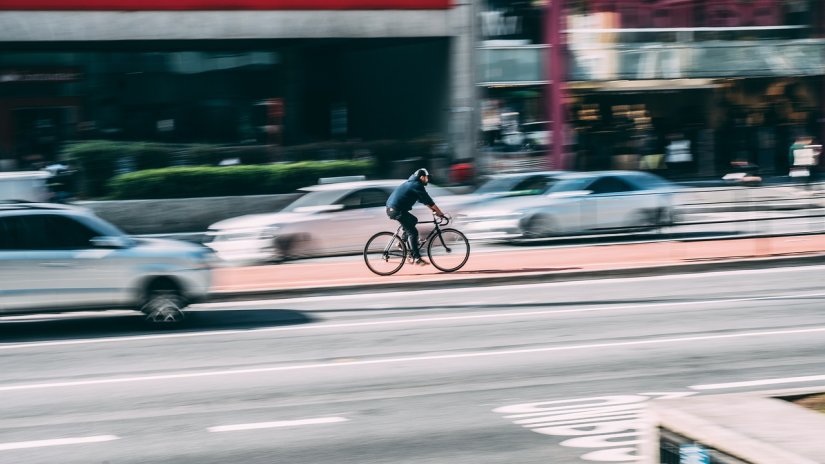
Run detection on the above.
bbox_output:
[466,211,524,220]
[210,227,278,242]
[260,226,280,239]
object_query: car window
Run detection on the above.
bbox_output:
[48,215,100,249]
[548,178,592,193]
[475,177,521,194]
[0,214,98,250]
[423,184,453,198]
[587,177,635,195]
[512,176,556,193]
[626,172,673,190]
[0,217,26,250]
[360,189,389,208]
[338,188,389,209]
[281,190,345,212]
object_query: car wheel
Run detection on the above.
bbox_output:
[274,233,311,262]
[266,238,286,263]
[141,281,186,324]
[659,207,676,227]
[632,208,670,232]
[522,215,555,239]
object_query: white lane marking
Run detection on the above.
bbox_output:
[3,290,825,352]
[2,325,825,392]
[0,435,119,451]
[0,311,135,322]
[494,392,699,463]
[690,374,825,391]
[204,264,825,308]
[208,416,348,432]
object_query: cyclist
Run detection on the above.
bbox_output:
[386,168,446,266]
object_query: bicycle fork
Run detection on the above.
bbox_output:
[434,225,451,253]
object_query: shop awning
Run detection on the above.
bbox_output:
[567,79,720,92]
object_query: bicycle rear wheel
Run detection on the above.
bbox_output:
[427,228,470,272]
[364,232,407,276]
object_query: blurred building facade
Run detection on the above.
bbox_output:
[0,0,476,171]
[2,0,823,180]
[479,0,825,177]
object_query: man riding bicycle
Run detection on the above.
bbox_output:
[386,168,446,266]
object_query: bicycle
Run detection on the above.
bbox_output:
[363,213,470,276]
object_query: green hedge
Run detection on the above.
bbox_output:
[107,161,375,199]
[63,137,444,198]
[63,141,279,198]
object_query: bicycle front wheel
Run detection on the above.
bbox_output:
[364,232,407,276]
[427,228,470,272]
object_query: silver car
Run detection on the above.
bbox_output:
[0,202,213,322]
[458,171,680,240]
[206,180,463,264]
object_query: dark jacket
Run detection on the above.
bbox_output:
[386,172,435,212]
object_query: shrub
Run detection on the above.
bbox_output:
[107,160,376,199]
[64,136,443,197]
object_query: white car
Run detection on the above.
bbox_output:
[0,202,213,323]
[457,171,679,240]
[470,171,564,200]
[205,180,464,264]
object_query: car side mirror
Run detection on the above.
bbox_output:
[91,236,132,249]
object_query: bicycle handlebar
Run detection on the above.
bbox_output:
[433,212,451,226]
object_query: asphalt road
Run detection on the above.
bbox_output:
[2,265,825,463]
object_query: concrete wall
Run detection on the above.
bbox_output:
[449,0,479,162]
[78,193,302,235]
[642,387,825,464]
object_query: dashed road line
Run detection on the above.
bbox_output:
[690,374,825,390]
[0,435,119,451]
[208,416,348,432]
[2,325,825,392]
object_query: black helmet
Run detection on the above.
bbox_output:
[416,168,430,178]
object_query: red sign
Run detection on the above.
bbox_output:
[0,0,451,10]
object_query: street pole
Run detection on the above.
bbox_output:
[547,0,566,170]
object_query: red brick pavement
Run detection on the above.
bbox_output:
[212,234,825,294]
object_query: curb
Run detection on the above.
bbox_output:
[682,202,823,213]
[208,252,825,302]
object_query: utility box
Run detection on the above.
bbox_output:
[0,171,51,202]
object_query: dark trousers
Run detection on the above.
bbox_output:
[386,207,420,259]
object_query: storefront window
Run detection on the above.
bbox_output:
[0,50,282,163]
[481,0,547,45]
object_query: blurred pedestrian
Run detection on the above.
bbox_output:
[789,135,821,190]
[665,132,693,179]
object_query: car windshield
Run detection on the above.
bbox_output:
[627,173,675,190]
[547,177,594,193]
[424,184,454,198]
[475,177,523,195]
[475,176,557,195]
[281,190,346,212]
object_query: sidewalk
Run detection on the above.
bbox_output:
[210,233,825,301]
[676,183,825,213]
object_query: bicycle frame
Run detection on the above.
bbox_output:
[366,214,469,275]
[385,216,451,258]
